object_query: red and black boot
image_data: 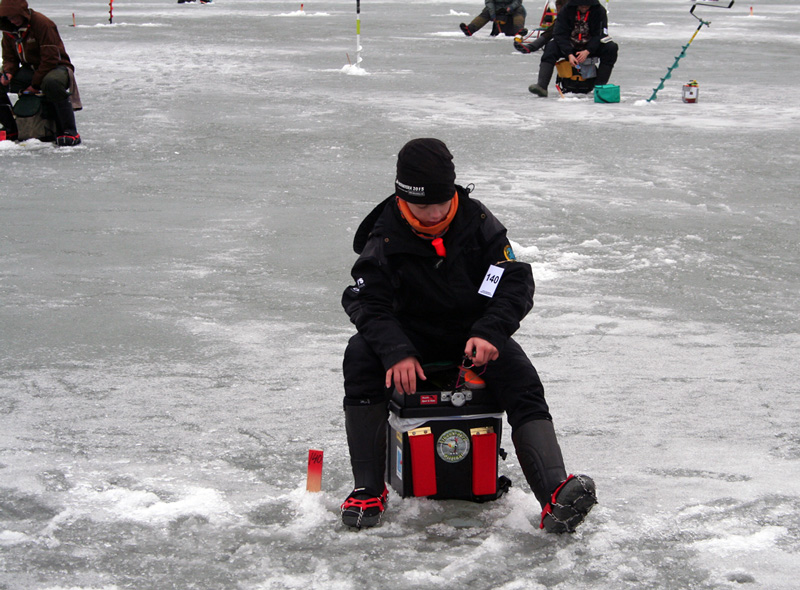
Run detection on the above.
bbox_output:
[540,474,597,533]
[341,401,389,529]
[513,419,596,533]
[341,485,389,529]
[52,98,81,147]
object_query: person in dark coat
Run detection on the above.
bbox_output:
[514,0,565,54]
[339,138,596,532]
[460,0,527,37]
[528,0,618,97]
[0,0,81,145]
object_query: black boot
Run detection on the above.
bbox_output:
[52,98,81,146]
[529,61,554,97]
[596,63,614,86]
[541,474,597,533]
[341,402,389,528]
[459,22,473,36]
[512,420,596,533]
[512,419,568,506]
[0,94,18,140]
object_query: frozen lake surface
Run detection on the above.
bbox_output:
[1,1,799,588]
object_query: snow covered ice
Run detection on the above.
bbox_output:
[1,0,799,588]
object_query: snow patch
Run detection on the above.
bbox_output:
[341,64,369,76]
[0,530,31,546]
[67,484,232,526]
[509,240,541,261]
[692,526,788,556]
[277,11,330,17]
[81,23,169,28]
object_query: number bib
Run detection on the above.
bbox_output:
[478,264,504,298]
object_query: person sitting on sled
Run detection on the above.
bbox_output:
[460,0,528,38]
[0,0,82,145]
[339,137,596,532]
[528,0,618,97]
[514,0,565,54]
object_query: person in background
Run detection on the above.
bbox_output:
[528,0,617,97]
[0,0,82,145]
[514,0,565,54]
[339,138,597,533]
[460,0,527,38]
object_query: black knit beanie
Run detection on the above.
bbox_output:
[395,138,456,204]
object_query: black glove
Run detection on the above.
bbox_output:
[514,41,531,54]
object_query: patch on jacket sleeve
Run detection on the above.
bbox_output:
[503,244,516,261]
[349,277,366,294]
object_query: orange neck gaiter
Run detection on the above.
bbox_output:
[396,192,459,240]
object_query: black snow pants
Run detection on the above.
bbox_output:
[342,331,552,431]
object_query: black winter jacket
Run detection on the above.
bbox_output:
[553,0,609,57]
[342,187,535,370]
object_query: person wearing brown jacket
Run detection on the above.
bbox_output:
[0,0,82,145]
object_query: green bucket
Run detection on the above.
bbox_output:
[594,84,620,104]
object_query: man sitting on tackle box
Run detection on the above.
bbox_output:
[1,0,82,145]
[339,137,597,532]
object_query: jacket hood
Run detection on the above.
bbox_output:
[566,0,600,6]
[0,0,30,21]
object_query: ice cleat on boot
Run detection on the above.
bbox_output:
[56,132,81,147]
[460,23,473,37]
[341,485,388,529]
[540,474,596,533]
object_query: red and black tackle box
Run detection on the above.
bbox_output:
[386,363,511,502]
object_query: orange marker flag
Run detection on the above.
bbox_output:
[306,449,323,492]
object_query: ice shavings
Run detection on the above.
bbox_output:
[66,483,233,526]
[692,525,787,556]
[491,487,541,532]
[0,530,31,546]
[341,64,369,76]
[282,485,332,532]
[508,240,540,261]
[403,532,509,584]
[249,562,355,590]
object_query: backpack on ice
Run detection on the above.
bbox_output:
[555,58,598,94]
[12,94,57,142]
[13,96,57,142]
